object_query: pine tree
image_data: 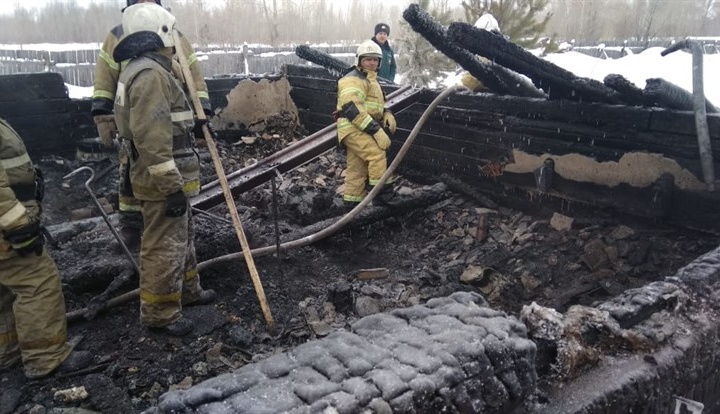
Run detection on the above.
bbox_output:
[395,0,457,87]
[461,0,552,48]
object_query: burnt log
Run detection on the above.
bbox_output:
[402,4,543,98]
[446,22,622,105]
[603,74,653,107]
[644,78,718,113]
[295,45,352,79]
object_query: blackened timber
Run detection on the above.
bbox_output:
[604,74,653,107]
[294,45,352,79]
[447,22,622,104]
[193,86,421,210]
[401,144,720,233]
[644,78,718,113]
[402,4,512,96]
[399,101,718,166]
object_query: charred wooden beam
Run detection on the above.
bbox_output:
[446,22,622,105]
[603,74,653,107]
[402,4,543,98]
[294,45,352,79]
[294,45,396,85]
[644,78,718,113]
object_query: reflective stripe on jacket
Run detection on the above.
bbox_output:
[91,24,210,116]
[336,68,385,141]
[114,53,200,201]
[0,118,39,258]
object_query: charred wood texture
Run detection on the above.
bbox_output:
[403,4,528,97]
[447,22,622,105]
[0,73,78,157]
[644,78,718,113]
[603,74,653,107]
[294,45,352,79]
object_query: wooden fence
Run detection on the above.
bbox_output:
[0,45,356,86]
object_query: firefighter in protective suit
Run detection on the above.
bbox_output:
[460,13,502,92]
[113,3,215,336]
[0,118,93,378]
[92,0,212,251]
[336,40,397,206]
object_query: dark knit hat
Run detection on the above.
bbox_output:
[127,0,161,7]
[374,23,390,36]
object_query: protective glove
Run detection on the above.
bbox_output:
[382,110,397,134]
[3,220,45,257]
[93,114,117,148]
[372,128,391,151]
[165,190,188,218]
[192,118,208,139]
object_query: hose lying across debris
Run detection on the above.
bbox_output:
[199,85,465,269]
[66,85,464,323]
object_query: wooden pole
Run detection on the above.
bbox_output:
[173,33,276,332]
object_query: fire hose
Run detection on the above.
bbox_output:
[66,84,465,324]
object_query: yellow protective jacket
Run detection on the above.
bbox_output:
[0,118,41,259]
[92,24,211,116]
[336,67,386,142]
[114,52,200,201]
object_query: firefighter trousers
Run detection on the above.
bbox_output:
[139,200,203,327]
[341,131,388,202]
[0,251,71,378]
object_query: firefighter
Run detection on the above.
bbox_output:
[112,3,215,336]
[336,40,397,207]
[0,118,93,378]
[461,14,502,92]
[371,23,397,83]
[91,0,212,251]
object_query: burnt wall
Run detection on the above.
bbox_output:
[284,64,720,234]
[0,72,93,158]
[536,245,720,413]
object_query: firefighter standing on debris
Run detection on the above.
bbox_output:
[460,13,502,92]
[336,40,397,207]
[112,3,215,337]
[91,0,212,250]
[0,117,93,378]
[371,23,397,83]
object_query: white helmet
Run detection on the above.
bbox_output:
[122,3,176,48]
[354,40,382,67]
[474,14,500,33]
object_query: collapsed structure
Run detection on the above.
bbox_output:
[0,4,719,414]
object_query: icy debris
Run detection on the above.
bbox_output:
[149,292,536,413]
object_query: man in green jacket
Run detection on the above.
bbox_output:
[371,23,397,83]
[113,3,215,336]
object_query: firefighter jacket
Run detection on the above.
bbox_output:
[336,67,386,142]
[0,119,41,260]
[92,24,211,116]
[371,37,396,82]
[114,52,200,202]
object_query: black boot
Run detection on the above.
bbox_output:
[371,184,396,207]
[56,350,93,375]
[149,317,194,336]
[182,289,217,306]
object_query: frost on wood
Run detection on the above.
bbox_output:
[146,292,536,413]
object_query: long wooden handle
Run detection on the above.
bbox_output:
[172,33,275,332]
